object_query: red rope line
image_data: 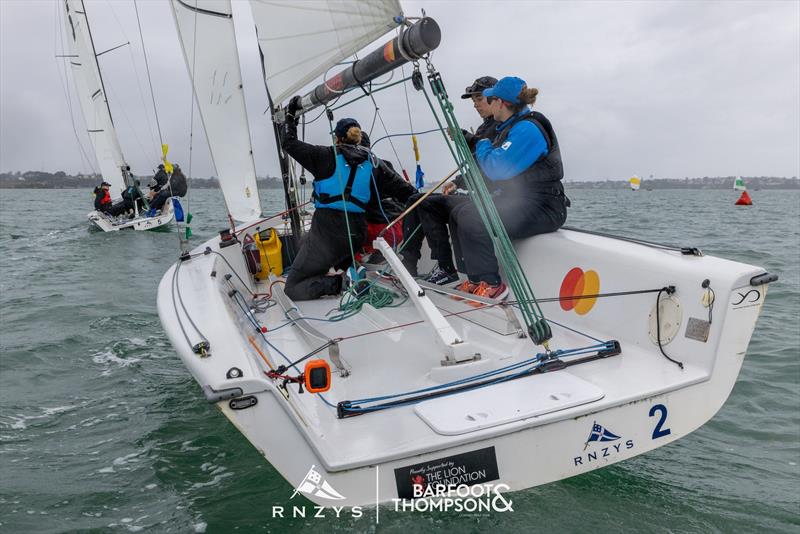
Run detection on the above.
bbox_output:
[234,200,312,236]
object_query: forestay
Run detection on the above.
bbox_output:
[171,0,262,222]
[63,0,128,199]
[249,0,403,104]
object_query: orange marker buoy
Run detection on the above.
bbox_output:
[735,191,753,206]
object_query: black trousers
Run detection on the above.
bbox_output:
[122,197,145,213]
[104,201,127,217]
[452,193,567,284]
[400,193,425,262]
[413,193,471,271]
[150,190,171,211]
[284,208,367,301]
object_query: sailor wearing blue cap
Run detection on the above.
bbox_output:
[450,76,569,300]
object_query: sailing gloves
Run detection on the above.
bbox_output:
[287,95,303,119]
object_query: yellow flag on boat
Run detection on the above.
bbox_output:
[161,144,174,174]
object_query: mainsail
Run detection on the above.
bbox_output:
[733,176,746,191]
[171,0,262,222]
[63,0,128,199]
[629,175,641,191]
[249,0,403,104]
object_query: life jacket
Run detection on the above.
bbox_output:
[490,110,564,196]
[312,152,372,213]
[95,188,111,205]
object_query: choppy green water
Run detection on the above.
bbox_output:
[1,188,798,533]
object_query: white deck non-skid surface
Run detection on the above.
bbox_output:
[251,276,709,471]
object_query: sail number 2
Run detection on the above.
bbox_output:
[649,404,671,439]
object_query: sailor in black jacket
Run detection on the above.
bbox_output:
[282,97,415,301]
[401,76,499,281]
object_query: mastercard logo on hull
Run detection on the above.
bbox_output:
[560,267,600,315]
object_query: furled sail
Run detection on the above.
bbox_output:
[629,175,641,191]
[249,0,403,104]
[170,0,262,222]
[63,0,128,199]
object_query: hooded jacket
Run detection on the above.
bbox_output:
[282,118,415,214]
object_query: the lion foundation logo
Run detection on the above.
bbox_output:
[559,267,600,315]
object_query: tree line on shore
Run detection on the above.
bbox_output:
[0,170,286,189]
[0,170,797,190]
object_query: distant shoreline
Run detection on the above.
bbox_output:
[1,171,797,190]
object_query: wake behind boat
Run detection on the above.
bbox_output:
[157,0,775,506]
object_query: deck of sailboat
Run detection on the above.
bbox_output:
[242,270,710,471]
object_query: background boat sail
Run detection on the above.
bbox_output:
[62,0,173,231]
[629,175,641,191]
[157,0,776,506]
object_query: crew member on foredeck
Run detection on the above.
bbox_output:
[281,96,415,301]
[147,164,169,201]
[149,165,188,214]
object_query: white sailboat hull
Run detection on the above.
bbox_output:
[157,227,770,506]
[87,200,174,232]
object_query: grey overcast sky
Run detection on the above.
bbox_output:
[1,0,798,182]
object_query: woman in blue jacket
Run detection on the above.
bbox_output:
[451,76,569,300]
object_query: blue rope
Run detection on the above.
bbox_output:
[346,342,612,405]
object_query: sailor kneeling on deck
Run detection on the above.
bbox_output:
[282,96,416,301]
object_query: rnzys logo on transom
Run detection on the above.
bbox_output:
[573,421,634,467]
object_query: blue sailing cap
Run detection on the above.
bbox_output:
[335,118,360,139]
[483,76,526,104]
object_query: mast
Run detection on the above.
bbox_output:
[259,43,303,246]
[80,0,130,188]
[80,0,116,130]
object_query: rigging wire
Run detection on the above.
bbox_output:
[351,52,404,173]
[132,0,164,147]
[180,0,202,247]
[102,76,153,167]
[104,0,160,159]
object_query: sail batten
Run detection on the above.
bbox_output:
[171,0,262,222]
[63,0,128,199]
[249,0,403,104]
